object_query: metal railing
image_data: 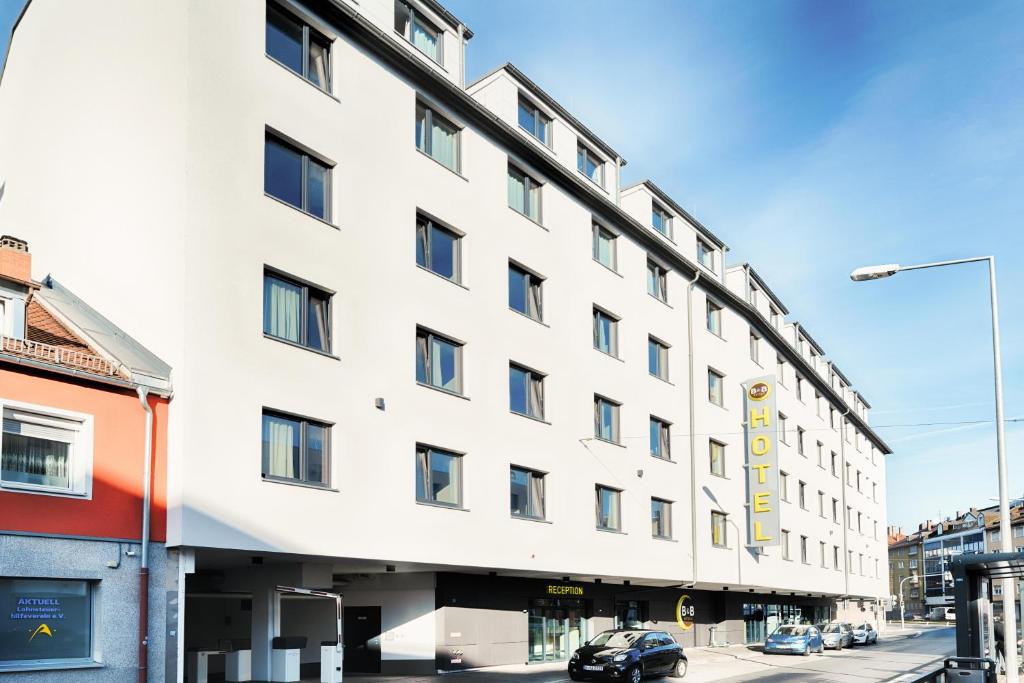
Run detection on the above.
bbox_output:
[0,335,119,375]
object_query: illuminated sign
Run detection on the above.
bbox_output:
[744,376,780,547]
[545,585,584,596]
[675,594,695,631]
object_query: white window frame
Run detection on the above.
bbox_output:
[0,399,93,499]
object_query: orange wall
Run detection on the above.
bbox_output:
[0,364,168,542]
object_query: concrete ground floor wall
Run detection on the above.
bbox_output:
[0,533,167,683]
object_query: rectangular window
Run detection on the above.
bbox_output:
[711,511,728,547]
[816,392,822,417]
[415,327,463,394]
[796,375,804,401]
[820,541,828,568]
[781,530,791,560]
[647,261,668,302]
[594,395,620,444]
[831,452,838,477]
[800,535,808,564]
[593,308,619,357]
[770,306,781,328]
[652,203,672,237]
[509,364,544,420]
[708,369,724,406]
[797,426,805,455]
[510,466,544,519]
[706,300,722,335]
[1,406,87,495]
[856,470,862,492]
[395,0,443,64]
[266,4,331,91]
[798,481,806,509]
[507,165,542,222]
[596,485,621,531]
[0,578,94,668]
[749,332,760,363]
[780,471,789,501]
[818,490,825,517]
[696,238,715,271]
[265,133,331,220]
[415,444,461,506]
[749,284,759,307]
[832,498,839,523]
[263,270,331,353]
[577,145,604,185]
[709,439,725,477]
[415,214,461,282]
[776,356,785,385]
[517,95,551,146]
[834,545,841,570]
[651,498,672,539]
[592,224,617,270]
[817,441,824,468]
[261,410,330,485]
[779,413,788,443]
[648,337,669,381]
[508,263,544,321]
[415,103,460,172]
[649,417,671,460]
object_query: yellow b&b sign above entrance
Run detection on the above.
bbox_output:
[744,376,780,547]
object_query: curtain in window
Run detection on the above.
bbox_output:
[530,473,544,518]
[431,118,457,171]
[412,20,438,61]
[528,281,542,320]
[416,334,429,384]
[308,39,329,89]
[659,424,670,458]
[265,277,301,342]
[266,417,296,478]
[507,169,525,214]
[526,183,540,220]
[607,490,619,529]
[306,294,329,352]
[0,432,70,488]
[415,448,429,501]
[529,375,543,418]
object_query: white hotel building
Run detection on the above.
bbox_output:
[0,0,890,679]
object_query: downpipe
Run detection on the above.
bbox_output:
[137,387,154,683]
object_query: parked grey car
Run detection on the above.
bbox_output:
[817,622,854,650]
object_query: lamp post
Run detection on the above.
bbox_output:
[851,256,1015,681]
[899,574,919,631]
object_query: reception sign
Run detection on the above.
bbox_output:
[744,376,780,547]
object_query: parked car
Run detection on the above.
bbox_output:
[763,624,824,656]
[568,630,687,682]
[851,623,878,645]
[817,622,855,650]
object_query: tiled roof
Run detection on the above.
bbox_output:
[0,296,123,378]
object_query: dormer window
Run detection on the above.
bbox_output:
[749,283,759,307]
[577,145,604,186]
[517,96,551,146]
[651,203,672,238]
[395,0,443,65]
[696,237,715,272]
[769,305,781,328]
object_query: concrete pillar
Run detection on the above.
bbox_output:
[251,585,281,680]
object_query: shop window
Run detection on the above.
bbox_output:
[0,578,95,670]
[614,600,649,629]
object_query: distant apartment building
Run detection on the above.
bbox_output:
[921,509,986,608]
[0,237,171,680]
[887,524,930,616]
[0,0,891,680]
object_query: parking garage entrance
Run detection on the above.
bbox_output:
[527,598,587,663]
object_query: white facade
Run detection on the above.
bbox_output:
[0,0,890,674]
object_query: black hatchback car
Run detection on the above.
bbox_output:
[569,629,687,682]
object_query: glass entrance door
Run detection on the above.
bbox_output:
[528,599,587,663]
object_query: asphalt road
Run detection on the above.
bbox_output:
[700,626,955,683]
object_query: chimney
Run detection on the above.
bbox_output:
[0,236,31,283]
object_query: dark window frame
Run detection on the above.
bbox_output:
[266,3,333,92]
[261,408,332,487]
[263,268,333,353]
[510,465,546,520]
[264,132,332,221]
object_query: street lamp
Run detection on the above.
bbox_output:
[899,574,919,631]
[851,256,1015,681]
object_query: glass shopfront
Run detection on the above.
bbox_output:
[528,598,587,663]
[614,600,648,629]
[743,603,830,643]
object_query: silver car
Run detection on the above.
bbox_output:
[817,622,854,650]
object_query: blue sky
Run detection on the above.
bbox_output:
[3,1,1022,532]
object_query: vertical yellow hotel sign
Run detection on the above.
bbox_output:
[744,376,780,547]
